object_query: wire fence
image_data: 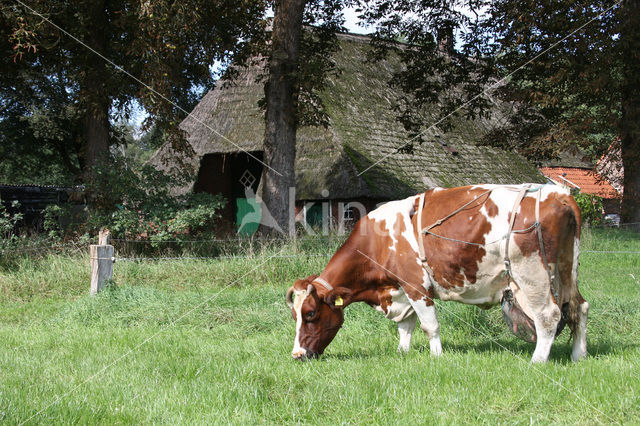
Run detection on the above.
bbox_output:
[107,234,346,262]
[107,223,640,262]
[108,250,640,263]
[0,239,86,258]
[1,222,638,264]
[115,253,334,262]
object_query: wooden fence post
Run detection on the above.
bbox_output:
[90,229,114,295]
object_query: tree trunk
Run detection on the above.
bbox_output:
[260,0,306,236]
[79,1,111,208]
[620,0,640,228]
[83,103,110,175]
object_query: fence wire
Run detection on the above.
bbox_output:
[2,222,638,263]
[115,253,333,262]
[110,249,639,263]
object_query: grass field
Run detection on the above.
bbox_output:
[0,228,639,424]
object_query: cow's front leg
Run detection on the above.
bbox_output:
[410,298,442,356]
[397,313,417,352]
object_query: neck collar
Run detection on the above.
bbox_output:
[312,277,333,291]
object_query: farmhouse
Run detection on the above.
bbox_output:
[539,145,622,219]
[150,33,543,232]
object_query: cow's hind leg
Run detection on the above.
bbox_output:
[571,300,589,361]
[397,313,417,352]
[530,300,562,363]
[511,269,562,363]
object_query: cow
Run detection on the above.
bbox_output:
[286,184,589,363]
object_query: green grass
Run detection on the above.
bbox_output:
[1,230,639,424]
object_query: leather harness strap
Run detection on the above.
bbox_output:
[534,187,558,299]
[314,185,557,303]
[416,192,434,277]
[416,184,557,299]
[417,192,427,262]
[312,277,334,291]
[503,184,530,276]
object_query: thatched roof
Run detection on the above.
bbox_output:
[540,150,593,168]
[151,32,543,200]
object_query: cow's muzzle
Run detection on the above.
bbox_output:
[292,350,319,361]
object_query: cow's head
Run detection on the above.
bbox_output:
[285,275,353,360]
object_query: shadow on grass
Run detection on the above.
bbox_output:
[322,351,387,361]
[318,336,635,363]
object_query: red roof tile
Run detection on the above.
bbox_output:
[539,167,620,199]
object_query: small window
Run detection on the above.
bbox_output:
[239,169,256,188]
[343,206,354,222]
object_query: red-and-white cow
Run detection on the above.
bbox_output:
[286,184,589,363]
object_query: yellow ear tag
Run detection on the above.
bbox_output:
[334,296,344,306]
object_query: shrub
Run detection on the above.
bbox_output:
[45,156,227,241]
[574,192,604,226]
[0,200,23,249]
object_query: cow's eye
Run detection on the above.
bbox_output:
[306,311,316,320]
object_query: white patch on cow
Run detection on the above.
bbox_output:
[530,300,561,363]
[383,288,415,322]
[368,195,428,287]
[367,196,419,252]
[291,290,308,358]
[373,304,385,314]
[508,242,562,363]
[411,299,442,356]
[540,183,569,201]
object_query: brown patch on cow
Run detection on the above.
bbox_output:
[320,216,394,297]
[415,187,492,289]
[375,284,402,313]
[377,287,393,313]
[291,275,318,292]
[424,285,435,306]
[485,197,499,217]
[512,192,574,265]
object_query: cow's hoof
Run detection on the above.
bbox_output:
[571,351,587,362]
[430,338,442,356]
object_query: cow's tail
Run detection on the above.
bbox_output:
[565,197,584,339]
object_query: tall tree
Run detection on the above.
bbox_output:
[260,0,349,235]
[480,0,638,225]
[262,0,307,236]
[1,0,267,193]
[618,0,640,224]
[359,0,639,226]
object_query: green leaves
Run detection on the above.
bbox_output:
[1,0,269,183]
[479,0,622,162]
[574,192,605,226]
[78,156,227,241]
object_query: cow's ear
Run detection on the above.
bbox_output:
[324,288,353,309]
